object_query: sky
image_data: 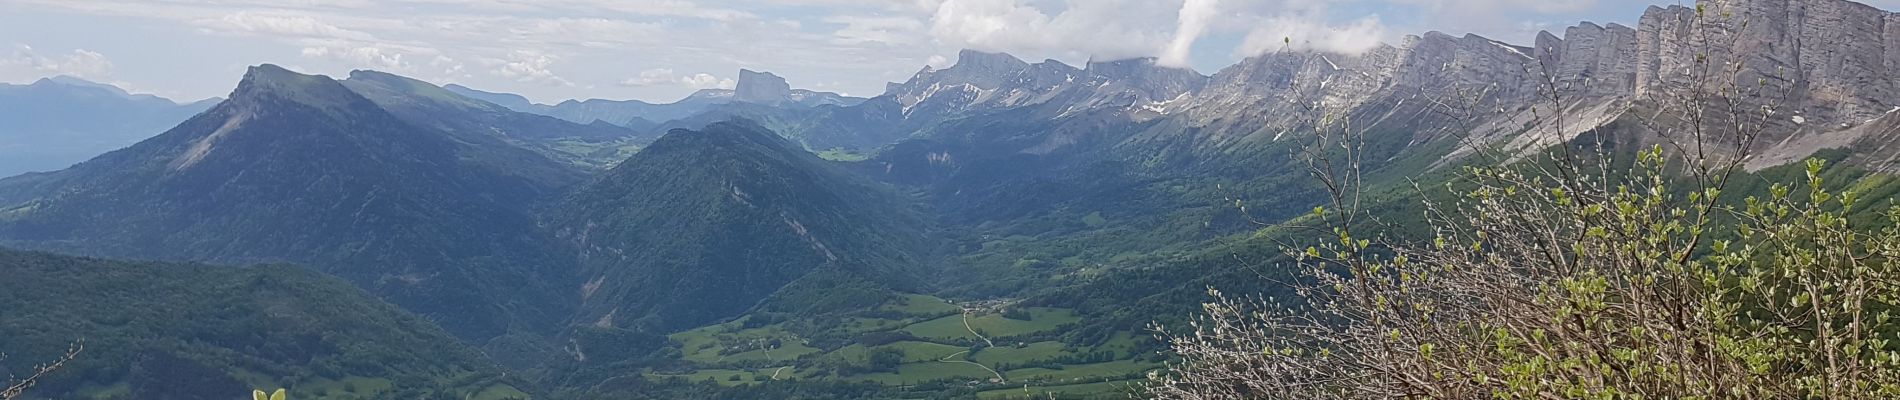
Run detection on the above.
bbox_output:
[1,0,1896,104]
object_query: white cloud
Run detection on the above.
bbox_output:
[929,0,1179,62]
[619,68,677,87]
[1159,0,1219,67]
[0,44,116,82]
[494,51,571,87]
[1236,14,1388,56]
[681,73,736,90]
[300,45,409,70]
[619,68,735,89]
[196,11,377,40]
[826,15,927,46]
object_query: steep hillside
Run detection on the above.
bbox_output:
[547,120,932,337]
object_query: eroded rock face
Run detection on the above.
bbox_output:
[864,0,1899,169]
[734,69,793,105]
[1637,0,1900,127]
[883,50,1210,121]
[1546,22,1641,96]
[1164,0,1900,161]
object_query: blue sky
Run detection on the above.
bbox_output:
[1,0,1894,104]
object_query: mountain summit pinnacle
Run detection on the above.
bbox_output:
[734,69,793,104]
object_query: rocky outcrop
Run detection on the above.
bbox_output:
[734,69,793,104]
[1084,58,1207,102]
[883,50,1209,120]
[1636,0,1900,127]
[859,0,1900,169]
[1544,22,1641,96]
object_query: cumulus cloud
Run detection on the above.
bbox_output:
[1159,0,1220,67]
[617,68,735,90]
[300,45,409,70]
[0,44,116,82]
[494,51,571,87]
[680,73,736,90]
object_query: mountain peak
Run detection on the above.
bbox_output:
[553,118,926,330]
[954,49,1029,71]
[734,69,793,104]
[229,64,360,111]
[35,75,129,96]
[243,63,304,82]
[1085,57,1201,77]
[344,69,495,111]
[648,118,791,155]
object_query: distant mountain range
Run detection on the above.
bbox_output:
[0,77,216,176]
[445,69,862,132]
[4,0,1899,398]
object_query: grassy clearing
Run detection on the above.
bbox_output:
[647,368,778,386]
[826,341,969,363]
[971,341,1073,365]
[469,384,534,400]
[672,319,820,364]
[976,380,1141,400]
[836,316,909,333]
[906,308,1079,341]
[876,293,962,316]
[647,294,1156,392]
[847,362,995,385]
[1003,360,1156,383]
[904,314,982,341]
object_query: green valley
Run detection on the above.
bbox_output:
[610,294,1157,399]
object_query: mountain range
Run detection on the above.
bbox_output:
[445,69,862,132]
[4,0,1899,398]
[0,76,215,176]
[0,65,587,344]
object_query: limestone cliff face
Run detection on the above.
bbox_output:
[883,50,1207,121]
[1543,22,1641,96]
[1161,0,1900,164]
[734,69,793,105]
[1636,0,1900,126]
[864,0,1900,169]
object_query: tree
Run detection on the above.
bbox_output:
[1145,2,1900,399]
[0,341,82,400]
